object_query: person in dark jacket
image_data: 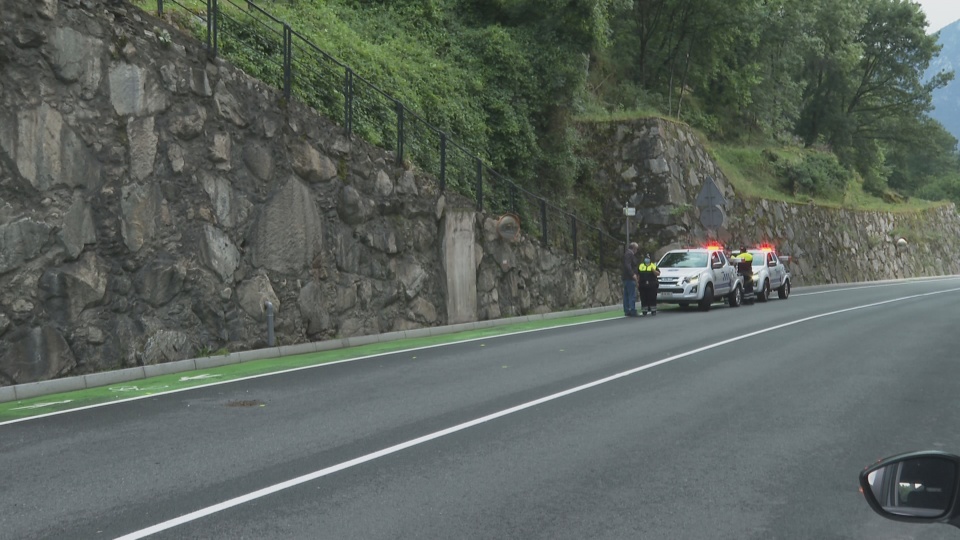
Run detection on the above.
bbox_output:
[637,254,661,315]
[622,243,639,317]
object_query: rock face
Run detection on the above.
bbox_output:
[0,0,618,385]
[581,118,960,283]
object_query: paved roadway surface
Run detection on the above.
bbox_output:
[4,277,960,539]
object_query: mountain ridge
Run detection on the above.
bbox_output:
[930,19,960,143]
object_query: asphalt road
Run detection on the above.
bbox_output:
[4,277,960,539]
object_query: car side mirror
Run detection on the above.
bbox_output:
[712,262,723,269]
[768,261,776,267]
[860,451,960,528]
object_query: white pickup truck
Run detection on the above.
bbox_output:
[736,247,791,301]
[656,247,744,311]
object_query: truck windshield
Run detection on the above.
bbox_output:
[659,252,708,268]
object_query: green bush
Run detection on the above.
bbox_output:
[776,152,851,199]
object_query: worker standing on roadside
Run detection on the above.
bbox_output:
[733,246,754,296]
[637,254,661,316]
[622,242,640,317]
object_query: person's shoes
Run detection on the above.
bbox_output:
[651,310,657,316]
[641,311,647,316]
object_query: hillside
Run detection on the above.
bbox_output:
[135,0,960,216]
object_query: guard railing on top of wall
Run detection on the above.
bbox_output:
[152,0,620,269]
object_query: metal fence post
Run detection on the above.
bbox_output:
[476,159,483,212]
[571,216,578,259]
[540,199,547,247]
[157,0,163,17]
[206,0,212,51]
[598,229,604,268]
[439,132,447,192]
[211,0,219,55]
[282,24,292,102]
[344,68,353,135]
[396,101,404,165]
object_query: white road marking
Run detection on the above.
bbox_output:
[11,400,73,410]
[109,385,171,392]
[792,276,960,297]
[113,286,960,540]
[178,374,222,381]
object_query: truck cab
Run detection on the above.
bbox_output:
[656,247,743,311]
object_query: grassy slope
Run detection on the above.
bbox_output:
[135,0,951,215]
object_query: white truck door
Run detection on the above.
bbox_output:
[769,253,782,288]
[712,251,731,294]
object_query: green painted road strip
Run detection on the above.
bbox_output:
[0,310,620,423]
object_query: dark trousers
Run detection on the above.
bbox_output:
[623,279,637,315]
[639,284,658,311]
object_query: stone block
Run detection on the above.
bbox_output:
[143,359,196,378]
[194,354,240,370]
[277,343,317,357]
[14,377,85,400]
[401,328,433,340]
[236,348,280,363]
[0,385,17,404]
[315,339,348,352]
[83,367,146,390]
[445,322,474,334]
[344,334,380,348]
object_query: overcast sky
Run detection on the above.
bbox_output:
[916,0,960,33]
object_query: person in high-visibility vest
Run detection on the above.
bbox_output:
[637,254,661,316]
[732,246,754,294]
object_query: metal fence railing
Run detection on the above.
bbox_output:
[153,0,621,269]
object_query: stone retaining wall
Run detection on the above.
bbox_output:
[581,119,960,283]
[0,0,618,385]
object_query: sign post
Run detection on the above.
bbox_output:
[623,206,636,247]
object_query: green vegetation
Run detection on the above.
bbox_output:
[137,0,960,218]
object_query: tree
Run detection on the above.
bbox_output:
[885,116,960,194]
[797,0,953,189]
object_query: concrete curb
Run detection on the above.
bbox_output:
[0,305,620,404]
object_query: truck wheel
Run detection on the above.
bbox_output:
[757,280,770,302]
[728,284,742,307]
[698,284,714,311]
[777,279,791,299]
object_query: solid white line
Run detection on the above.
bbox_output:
[113,286,960,540]
[792,276,960,297]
